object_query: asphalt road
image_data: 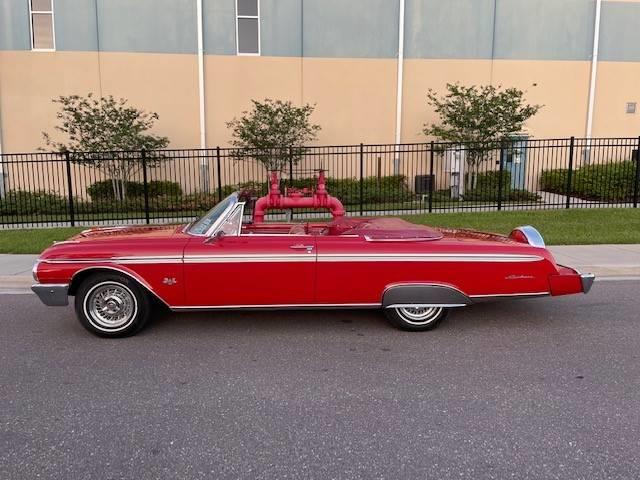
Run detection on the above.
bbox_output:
[1,281,640,480]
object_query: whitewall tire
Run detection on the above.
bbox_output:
[384,306,448,331]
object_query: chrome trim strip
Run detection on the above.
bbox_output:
[512,225,545,248]
[170,302,381,311]
[469,291,549,299]
[385,303,466,309]
[42,252,543,265]
[183,254,315,263]
[364,235,436,242]
[318,253,543,263]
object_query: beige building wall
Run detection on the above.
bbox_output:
[591,62,640,138]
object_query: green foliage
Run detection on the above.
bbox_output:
[540,161,637,202]
[87,180,182,200]
[43,94,169,153]
[227,99,321,172]
[463,171,539,202]
[0,190,69,215]
[424,84,542,149]
[42,94,170,200]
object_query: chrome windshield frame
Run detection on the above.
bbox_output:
[186,192,240,237]
[208,202,246,238]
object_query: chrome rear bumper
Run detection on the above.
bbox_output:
[580,273,596,294]
[32,284,69,306]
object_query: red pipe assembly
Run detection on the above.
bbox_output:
[252,170,346,223]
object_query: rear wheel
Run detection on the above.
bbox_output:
[384,306,448,331]
[74,272,150,338]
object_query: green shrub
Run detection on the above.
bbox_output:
[147,180,182,197]
[0,190,69,215]
[461,171,540,202]
[86,180,182,200]
[540,161,636,201]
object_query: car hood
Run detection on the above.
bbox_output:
[68,224,188,242]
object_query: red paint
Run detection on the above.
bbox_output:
[253,170,345,223]
[34,195,590,309]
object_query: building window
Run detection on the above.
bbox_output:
[29,0,55,51]
[236,0,260,55]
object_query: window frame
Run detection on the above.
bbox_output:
[235,0,260,56]
[29,0,56,52]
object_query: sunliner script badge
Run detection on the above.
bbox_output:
[505,274,535,280]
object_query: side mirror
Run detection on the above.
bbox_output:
[204,230,225,244]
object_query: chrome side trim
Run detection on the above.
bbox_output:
[41,252,544,265]
[31,283,69,306]
[513,225,545,248]
[183,254,315,263]
[385,303,466,309]
[318,253,543,263]
[170,302,381,311]
[41,256,183,265]
[580,273,596,293]
[469,291,550,299]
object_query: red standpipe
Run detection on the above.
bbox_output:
[252,170,346,223]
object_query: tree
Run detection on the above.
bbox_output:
[423,83,541,190]
[42,94,169,200]
[226,99,321,173]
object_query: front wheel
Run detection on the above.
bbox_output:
[74,273,151,338]
[384,306,448,332]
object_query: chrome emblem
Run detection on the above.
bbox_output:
[162,277,177,286]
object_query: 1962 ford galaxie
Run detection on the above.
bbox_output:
[32,172,594,337]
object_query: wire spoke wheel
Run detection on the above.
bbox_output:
[396,306,444,325]
[84,281,138,331]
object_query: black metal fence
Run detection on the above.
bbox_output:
[0,137,639,228]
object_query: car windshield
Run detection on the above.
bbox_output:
[188,193,238,235]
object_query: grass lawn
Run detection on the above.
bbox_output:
[404,208,640,245]
[0,208,638,254]
[0,228,84,254]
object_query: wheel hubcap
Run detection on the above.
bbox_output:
[85,282,137,330]
[397,306,443,325]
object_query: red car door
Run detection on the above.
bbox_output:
[182,234,317,307]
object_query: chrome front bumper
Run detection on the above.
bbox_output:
[32,284,69,306]
[580,273,596,294]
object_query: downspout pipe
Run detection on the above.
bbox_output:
[196,0,210,191]
[585,0,602,163]
[393,0,405,174]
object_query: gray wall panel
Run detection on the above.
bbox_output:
[493,0,595,60]
[261,0,301,56]
[302,0,399,58]
[405,0,495,59]
[0,0,30,50]
[599,1,640,62]
[55,0,98,51]
[204,0,236,55]
[96,0,197,54]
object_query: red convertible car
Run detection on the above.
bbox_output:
[32,172,594,337]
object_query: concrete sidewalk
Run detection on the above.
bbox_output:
[1,245,639,292]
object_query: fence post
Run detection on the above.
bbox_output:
[216,146,222,202]
[566,136,575,209]
[428,141,434,214]
[359,143,364,216]
[64,151,75,227]
[634,136,640,208]
[497,144,504,211]
[289,146,294,221]
[141,149,150,224]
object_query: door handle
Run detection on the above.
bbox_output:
[290,244,314,252]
